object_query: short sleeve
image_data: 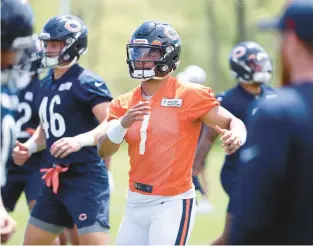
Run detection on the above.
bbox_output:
[73,81,113,108]
[185,85,220,121]
[107,96,127,122]
[216,92,237,114]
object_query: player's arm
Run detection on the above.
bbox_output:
[202,105,246,155]
[97,101,151,158]
[193,125,218,175]
[12,124,46,165]
[50,101,111,158]
[97,123,122,158]
[229,104,288,245]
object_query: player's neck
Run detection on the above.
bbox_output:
[291,60,313,83]
[53,66,72,80]
[141,77,170,96]
[239,83,262,95]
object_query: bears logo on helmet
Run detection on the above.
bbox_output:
[232,46,247,60]
[64,20,82,33]
[164,26,179,41]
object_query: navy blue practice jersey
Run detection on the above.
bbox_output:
[217,84,277,168]
[7,76,47,172]
[230,82,313,245]
[32,64,113,166]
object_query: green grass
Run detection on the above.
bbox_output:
[8,143,227,245]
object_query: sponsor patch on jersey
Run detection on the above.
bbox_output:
[58,82,72,91]
[161,98,182,107]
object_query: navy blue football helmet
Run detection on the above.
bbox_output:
[38,15,88,68]
[126,21,182,80]
[1,0,34,85]
[229,41,272,84]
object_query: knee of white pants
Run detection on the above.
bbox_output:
[115,218,149,245]
[115,206,151,245]
[148,198,196,245]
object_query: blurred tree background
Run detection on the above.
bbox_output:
[30,0,284,96]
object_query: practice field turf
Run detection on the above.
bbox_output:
[7,143,227,245]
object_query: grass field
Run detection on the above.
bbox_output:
[7,143,227,245]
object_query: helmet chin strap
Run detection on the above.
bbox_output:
[56,56,78,68]
[136,61,182,82]
[42,55,78,69]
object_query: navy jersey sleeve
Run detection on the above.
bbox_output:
[72,80,113,108]
[216,92,237,115]
[230,100,290,244]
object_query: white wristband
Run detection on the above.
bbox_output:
[238,130,247,146]
[107,119,127,144]
[75,134,95,148]
[25,139,38,155]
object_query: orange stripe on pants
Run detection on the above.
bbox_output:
[179,199,191,245]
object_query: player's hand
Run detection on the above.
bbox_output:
[50,137,81,158]
[12,140,31,166]
[215,126,241,155]
[0,207,16,243]
[120,101,151,128]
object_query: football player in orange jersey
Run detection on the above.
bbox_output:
[97,21,247,245]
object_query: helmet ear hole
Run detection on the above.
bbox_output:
[63,54,70,61]
[161,65,168,72]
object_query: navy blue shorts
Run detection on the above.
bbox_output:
[221,163,237,213]
[30,162,110,234]
[1,168,43,211]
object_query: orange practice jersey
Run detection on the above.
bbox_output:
[108,77,219,196]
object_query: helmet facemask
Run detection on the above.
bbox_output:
[249,56,272,84]
[126,43,179,81]
[232,52,273,84]
[39,31,85,69]
[1,37,36,88]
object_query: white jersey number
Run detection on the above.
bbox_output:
[139,113,151,155]
[39,95,66,139]
[1,115,16,186]
[16,102,32,138]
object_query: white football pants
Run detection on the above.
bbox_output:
[116,198,196,245]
